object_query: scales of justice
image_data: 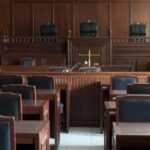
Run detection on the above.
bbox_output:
[78,49,100,67]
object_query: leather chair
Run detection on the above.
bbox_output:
[26,75,54,89]
[111,76,138,90]
[1,84,36,101]
[80,20,98,37]
[0,75,23,88]
[0,116,15,150]
[0,92,22,120]
[127,83,150,94]
[116,95,150,122]
[40,23,58,38]
[21,58,36,66]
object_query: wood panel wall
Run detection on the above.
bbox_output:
[1,0,150,39]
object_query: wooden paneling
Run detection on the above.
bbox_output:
[14,3,32,36]
[68,38,111,66]
[69,76,101,126]
[34,3,52,36]
[0,0,11,41]
[2,39,67,65]
[112,43,150,71]
[55,2,72,37]
[111,2,129,37]
[1,0,150,38]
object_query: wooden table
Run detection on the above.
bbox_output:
[104,101,116,150]
[16,120,50,150]
[110,90,127,100]
[36,89,60,150]
[22,100,49,120]
[104,90,127,150]
[56,83,71,133]
[112,122,150,150]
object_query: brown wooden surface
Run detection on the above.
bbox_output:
[2,37,150,70]
[22,100,49,121]
[112,122,150,150]
[1,0,150,38]
[16,120,50,150]
[36,89,60,150]
[110,90,127,100]
[104,101,116,150]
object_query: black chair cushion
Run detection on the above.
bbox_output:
[119,98,150,122]
[0,122,11,150]
[0,96,19,120]
[27,76,54,89]
[2,86,34,100]
[0,75,23,87]
[128,86,150,94]
[112,77,137,90]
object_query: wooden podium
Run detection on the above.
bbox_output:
[67,37,111,66]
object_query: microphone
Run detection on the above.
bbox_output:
[62,61,88,72]
[70,61,88,71]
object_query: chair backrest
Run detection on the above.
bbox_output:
[116,95,150,122]
[0,75,23,88]
[0,92,22,120]
[111,76,138,90]
[21,58,36,66]
[127,84,150,94]
[80,20,98,37]
[26,75,54,89]
[0,116,15,150]
[40,23,58,38]
[1,84,36,101]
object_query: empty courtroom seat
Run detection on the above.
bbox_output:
[1,84,36,101]
[0,115,15,150]
[0,92,22,120]
[116,95,150,122]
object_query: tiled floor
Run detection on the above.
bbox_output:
[59,127,104,150]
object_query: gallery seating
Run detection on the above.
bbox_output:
[26,75,54,89]
[0,92,22,120]
[0,75,23,88]
[0,115,16,150]
[1,84,36,101]
[127,83,150,94]
[110,76,138,90]
[116,95,150,122]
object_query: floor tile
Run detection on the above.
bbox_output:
[59,127,104,150]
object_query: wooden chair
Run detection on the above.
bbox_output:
[0,115,16,150]
[26,75,55,89]
[0,92,22,120]
[0,74,23,88]
[127,83,150,94]
[1,84,36,101]
[110,76,138,90]
[116,95,150,122]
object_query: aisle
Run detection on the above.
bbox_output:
[59,127,104,150]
